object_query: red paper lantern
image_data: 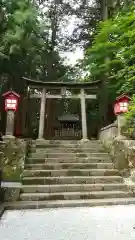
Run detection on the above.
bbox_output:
[114,94,131,115]
[3,91,20,112]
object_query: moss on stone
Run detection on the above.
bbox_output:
[0,139,27,182]
[101,139,135,177]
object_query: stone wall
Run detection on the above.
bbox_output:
[99,122,118,143]
[0,138,27,182]
[0,138,28,202]
[99,123,135,177]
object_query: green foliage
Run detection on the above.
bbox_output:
[0,0,72,91]
[1,1,38,54]
[0,0,43,85]
[84,3,135,100]
[121,95,135,137]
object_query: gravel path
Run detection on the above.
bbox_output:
[0,205,135,240]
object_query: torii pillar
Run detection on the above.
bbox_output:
[80,88,88,142]
[38,88,46,140]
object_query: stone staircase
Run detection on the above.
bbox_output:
[10,140,135,209]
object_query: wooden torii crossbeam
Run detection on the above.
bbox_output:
[29,92,97,99]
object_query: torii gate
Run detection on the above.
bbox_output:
[24,77,101,141]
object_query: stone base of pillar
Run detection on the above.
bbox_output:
[79,138,89,144]
[36,138,46,142]
[130,169,135,182]
[3,135,15,140]
[115,135,127,140]
[36,138,48,147]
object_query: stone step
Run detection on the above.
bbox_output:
[20,190,133,201]
[29,152,109,158]
[31,140,100,146]
[31,144,102,149]
[26,157,112,164]
[5,198,135,210]
[25,162,114,170]
[29,147,105,153]
[22,183,128,193]
[23,169,119,177]
[22,176,123,185]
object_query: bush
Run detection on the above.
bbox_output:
[122,95,135,138]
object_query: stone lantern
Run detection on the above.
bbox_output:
[114,94,131,139]
[3,91,20,138]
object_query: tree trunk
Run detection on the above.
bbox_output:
[124,0,128,9]
[45,99,56,139]
[101,0,108,20]
[100,0,109,127]
[116,0,121,12]
[45,3,58,137]
[47,3,57,81]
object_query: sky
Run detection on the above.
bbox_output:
[63,48,84,65]
[41,0,96,66]
[59,0,96,65]
[60,15,84,66]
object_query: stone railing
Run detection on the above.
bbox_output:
[99,121,118,143]
[99,122,135,190]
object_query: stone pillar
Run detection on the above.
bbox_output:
[116,113,127,140]
[5,110,15,137]
[38,88,46,139]
[80,88,88,141]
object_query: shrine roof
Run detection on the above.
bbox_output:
[23,77,101,89]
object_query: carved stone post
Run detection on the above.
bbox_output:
[116,114,127,140]
[5,110,15,137]
[2,90,20,139]
[38,88,46,139]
